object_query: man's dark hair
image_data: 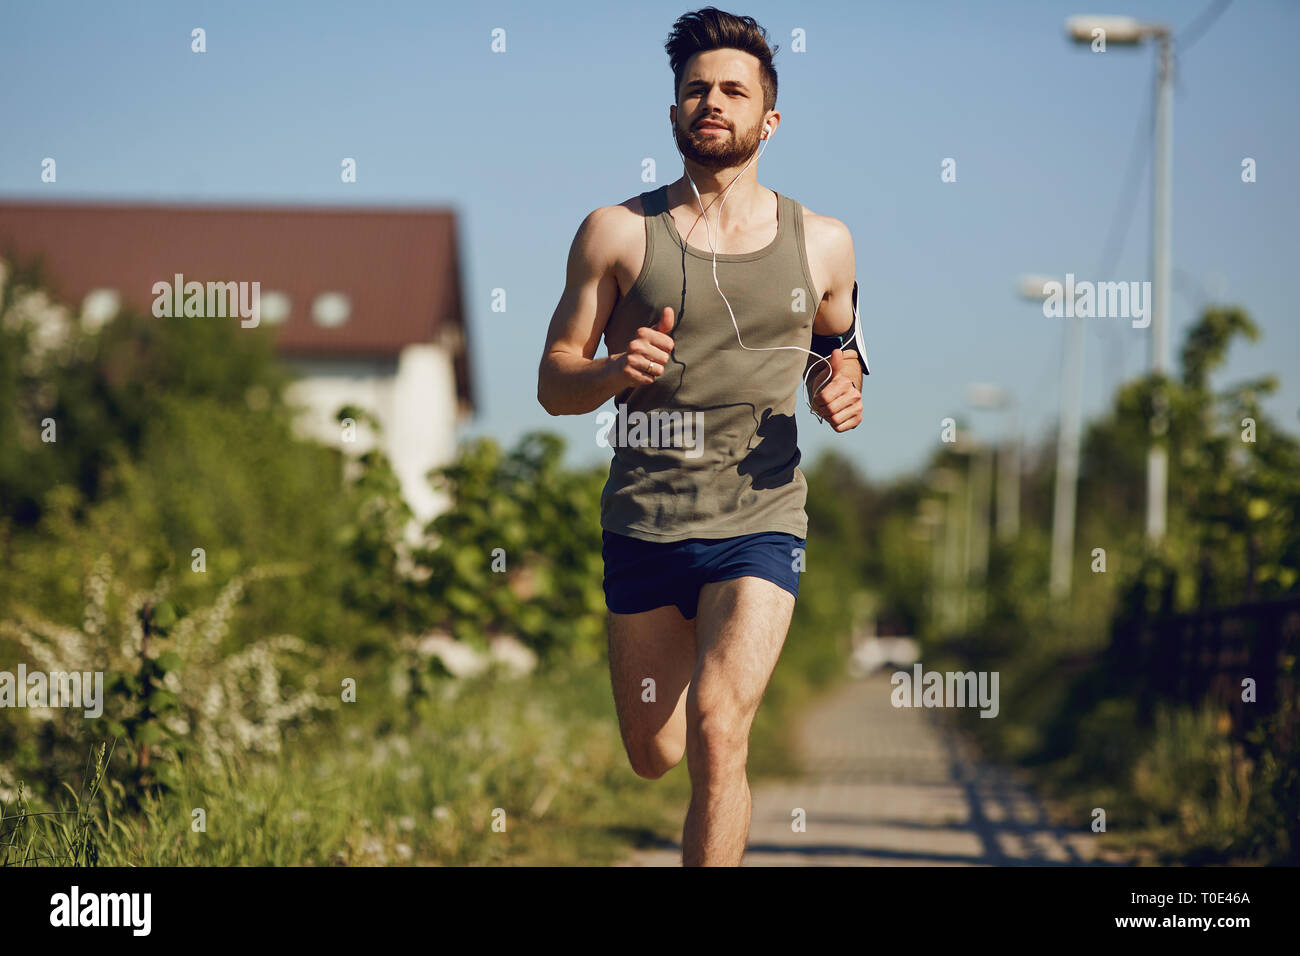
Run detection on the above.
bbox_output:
[665,7,778,114]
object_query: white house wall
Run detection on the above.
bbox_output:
[391,343,457,527]
[283,345,457,529]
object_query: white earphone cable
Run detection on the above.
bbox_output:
[672,120,839,418]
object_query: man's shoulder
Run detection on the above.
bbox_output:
[585,188,660,231]
[573,191,659,262]
[794,200,853,250]
[567,193,649,270]
[794,201,855,294]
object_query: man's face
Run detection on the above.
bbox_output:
[672,49,768,171]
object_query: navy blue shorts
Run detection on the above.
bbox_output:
[601,530,807,620]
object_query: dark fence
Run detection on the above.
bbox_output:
[1106,594,1300,748]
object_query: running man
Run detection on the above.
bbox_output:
[537,6,865,866]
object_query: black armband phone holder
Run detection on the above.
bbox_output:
[809,280,870,376]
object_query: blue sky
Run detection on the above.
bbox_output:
[3,0,1297,483]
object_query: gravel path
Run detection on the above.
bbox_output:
[617,670,1129,866]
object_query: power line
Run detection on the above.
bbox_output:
[1033,2,1232,479]
[1094,0,1232,296]
[1178,0,1235,55]
[1025,319,1066,433]
[1095,84,1154,280]
[1088,78,1155,404]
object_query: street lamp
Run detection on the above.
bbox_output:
[927,468,961,632]
[941,431,990,630]
[916,496,945,625]
[968,382,1021,541]
[963,435,993,624]
[1019,274,1082,600]
[1066,14,1174,545]
[1066,15,1148,45]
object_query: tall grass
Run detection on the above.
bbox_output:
[2,741,115,866]
[3,659,700,866]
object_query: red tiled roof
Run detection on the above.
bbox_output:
[0,198,474,413]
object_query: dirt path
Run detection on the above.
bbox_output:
[617,670,1130,866]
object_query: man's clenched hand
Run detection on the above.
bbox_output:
[612,306,675,387]
[811,348,863,432]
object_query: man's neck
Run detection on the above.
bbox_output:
[669,166,769,232]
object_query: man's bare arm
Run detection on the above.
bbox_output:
[810,218,856,339]
[537,207,673,416]
[806,216,863,431]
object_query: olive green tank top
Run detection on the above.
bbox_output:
[599,182,821,542]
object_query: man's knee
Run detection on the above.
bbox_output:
[685,703,750,772]
[627,739,685,780]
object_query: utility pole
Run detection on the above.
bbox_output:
[1065,15,1174,543]
[969,383,1021,543]
[919,497,945,626]
[1051,313,1085,599]
[927,469,958,633]
[1147,30,1173,543]
[1017,276,1082,599]
[959,458,972,631]
[945,471,963,632]
[967,441,994,621]
[998,401,1021,542]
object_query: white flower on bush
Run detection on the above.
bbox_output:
[0,559,336,775]
[3,286,73,371]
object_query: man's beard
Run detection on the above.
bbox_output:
[673,117,763,171]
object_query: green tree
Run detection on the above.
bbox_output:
[415,433,607,664]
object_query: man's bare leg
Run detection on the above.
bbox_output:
[607,605,697,779]
[682,576,795,866]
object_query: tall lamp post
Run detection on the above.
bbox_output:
[917,496,945,627]
[927,468,960,632]
[968,383,1021,542]
[964,436,994,624]
[943,432,989,629]
[1020,274,1082,600]
[1066,14,1174,544]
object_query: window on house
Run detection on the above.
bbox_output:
[261,290,291,325]
[81,288,120,330]
[312,292,351,328]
